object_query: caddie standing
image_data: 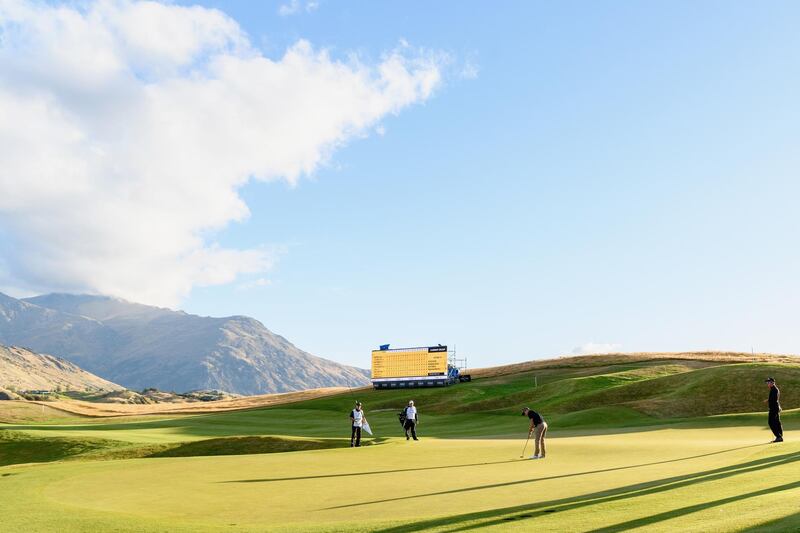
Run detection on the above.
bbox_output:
[404,400,419,441]
[350,401,367,447]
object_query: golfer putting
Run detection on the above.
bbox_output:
[521,407,547,459]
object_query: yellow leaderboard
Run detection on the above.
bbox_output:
[371,345,448,388]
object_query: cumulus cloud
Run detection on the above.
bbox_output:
[571,343,622,355]
[0,0,443,306]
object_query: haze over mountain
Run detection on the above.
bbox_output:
[0,344,123,393]
[0,292,369,394]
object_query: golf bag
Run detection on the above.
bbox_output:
[398,410,407,427]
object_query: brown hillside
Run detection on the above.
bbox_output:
[0,345,123,393]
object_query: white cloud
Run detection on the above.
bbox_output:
[278,0,319,16]
[0,0,443,306]
[571,342,622,355]
[460,61,479,80]
[237,277,273,291]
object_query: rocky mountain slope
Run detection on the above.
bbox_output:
[0,292,369,394]
[0,344,123,393]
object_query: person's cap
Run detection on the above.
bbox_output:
[355,401,362,405]
[765,377,775,383]
[408,400,414,404]
[520,407,529,415]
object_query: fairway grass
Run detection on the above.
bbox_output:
[2,427,799,532]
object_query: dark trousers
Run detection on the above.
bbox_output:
[351,426,361,447]
[404,419,418,440]
[769,410,783,439]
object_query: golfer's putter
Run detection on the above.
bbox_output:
[519,434,531,458]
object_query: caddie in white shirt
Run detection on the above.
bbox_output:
[404,400,419,441]
[350,401,367,447]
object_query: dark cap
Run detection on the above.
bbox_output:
[520,407,530,415]
[355,401,362,405]
[765,377,775,383]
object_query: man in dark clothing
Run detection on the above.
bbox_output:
[521,407,548,459]
[765,378,783,443]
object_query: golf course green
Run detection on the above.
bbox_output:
[2,355,800,531]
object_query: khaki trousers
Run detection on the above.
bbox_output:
[533,422,548,457]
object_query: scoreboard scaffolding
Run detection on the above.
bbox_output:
[371,344,468,389]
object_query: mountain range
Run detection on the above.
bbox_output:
[0,292,369,394]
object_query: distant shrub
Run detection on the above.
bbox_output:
[20,393,54,402]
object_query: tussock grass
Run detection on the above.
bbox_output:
[0,401,87,424]
[471,351,798,378]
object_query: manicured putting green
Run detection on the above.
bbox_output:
[2,427,799,532]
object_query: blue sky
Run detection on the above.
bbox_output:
[176,1,800,368]
[2,1,799,369]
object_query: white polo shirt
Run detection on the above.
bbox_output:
[405,405,417,420]
[351,409,364,427]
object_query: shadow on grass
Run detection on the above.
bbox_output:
[0,430,122,466]
[320,444,765,508]
[593,480,800,532]
[743,511,800,532]
[222,459,524,484]
[0,430,390,466]
[372,450,800,532]
[146,436,356,458]
[225,444,763,485]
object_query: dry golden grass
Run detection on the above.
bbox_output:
[469,351,800,379]
[27,386,368,418]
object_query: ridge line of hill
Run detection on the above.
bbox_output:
[0,292,370,394]
[0,344,124,397]
[470,351,799,379]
